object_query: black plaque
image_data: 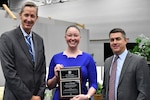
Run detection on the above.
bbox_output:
[59,67,81,99]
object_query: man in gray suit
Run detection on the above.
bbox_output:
[102,28,150,100]
[0,2,46,100]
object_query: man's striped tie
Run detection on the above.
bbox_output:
[26,36,34,63]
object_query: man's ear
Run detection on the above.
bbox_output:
[18,13,21,18]
[36,15,38,20]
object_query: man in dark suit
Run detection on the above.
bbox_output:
[0,2,46,100]
[102,28,150,100]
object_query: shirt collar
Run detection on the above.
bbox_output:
[116,49,128,60]
[20,25,32,37]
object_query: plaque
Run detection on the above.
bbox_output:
[59,66,81,99]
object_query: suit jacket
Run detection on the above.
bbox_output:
[0,27,46,100]
[102,52,150,100]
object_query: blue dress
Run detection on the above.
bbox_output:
[47,52,97,100]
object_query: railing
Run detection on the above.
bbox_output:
[2,4,17,20]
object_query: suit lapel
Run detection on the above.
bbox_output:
[118,52,132,85]
[32,33,38,68]
[106,56,113,88]
[16,27,34,64]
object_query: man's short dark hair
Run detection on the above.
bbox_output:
[109,28,126,38]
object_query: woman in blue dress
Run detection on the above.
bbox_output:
[47,25,98,100]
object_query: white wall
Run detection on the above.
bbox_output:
[37,0,150,65]
[2,0,150,66]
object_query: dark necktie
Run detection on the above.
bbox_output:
[109,56,119,100]
[26,36,34,62]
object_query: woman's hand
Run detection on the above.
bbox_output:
[54,64,64,77]
[70,94,90,100]
[47,64,63,89]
